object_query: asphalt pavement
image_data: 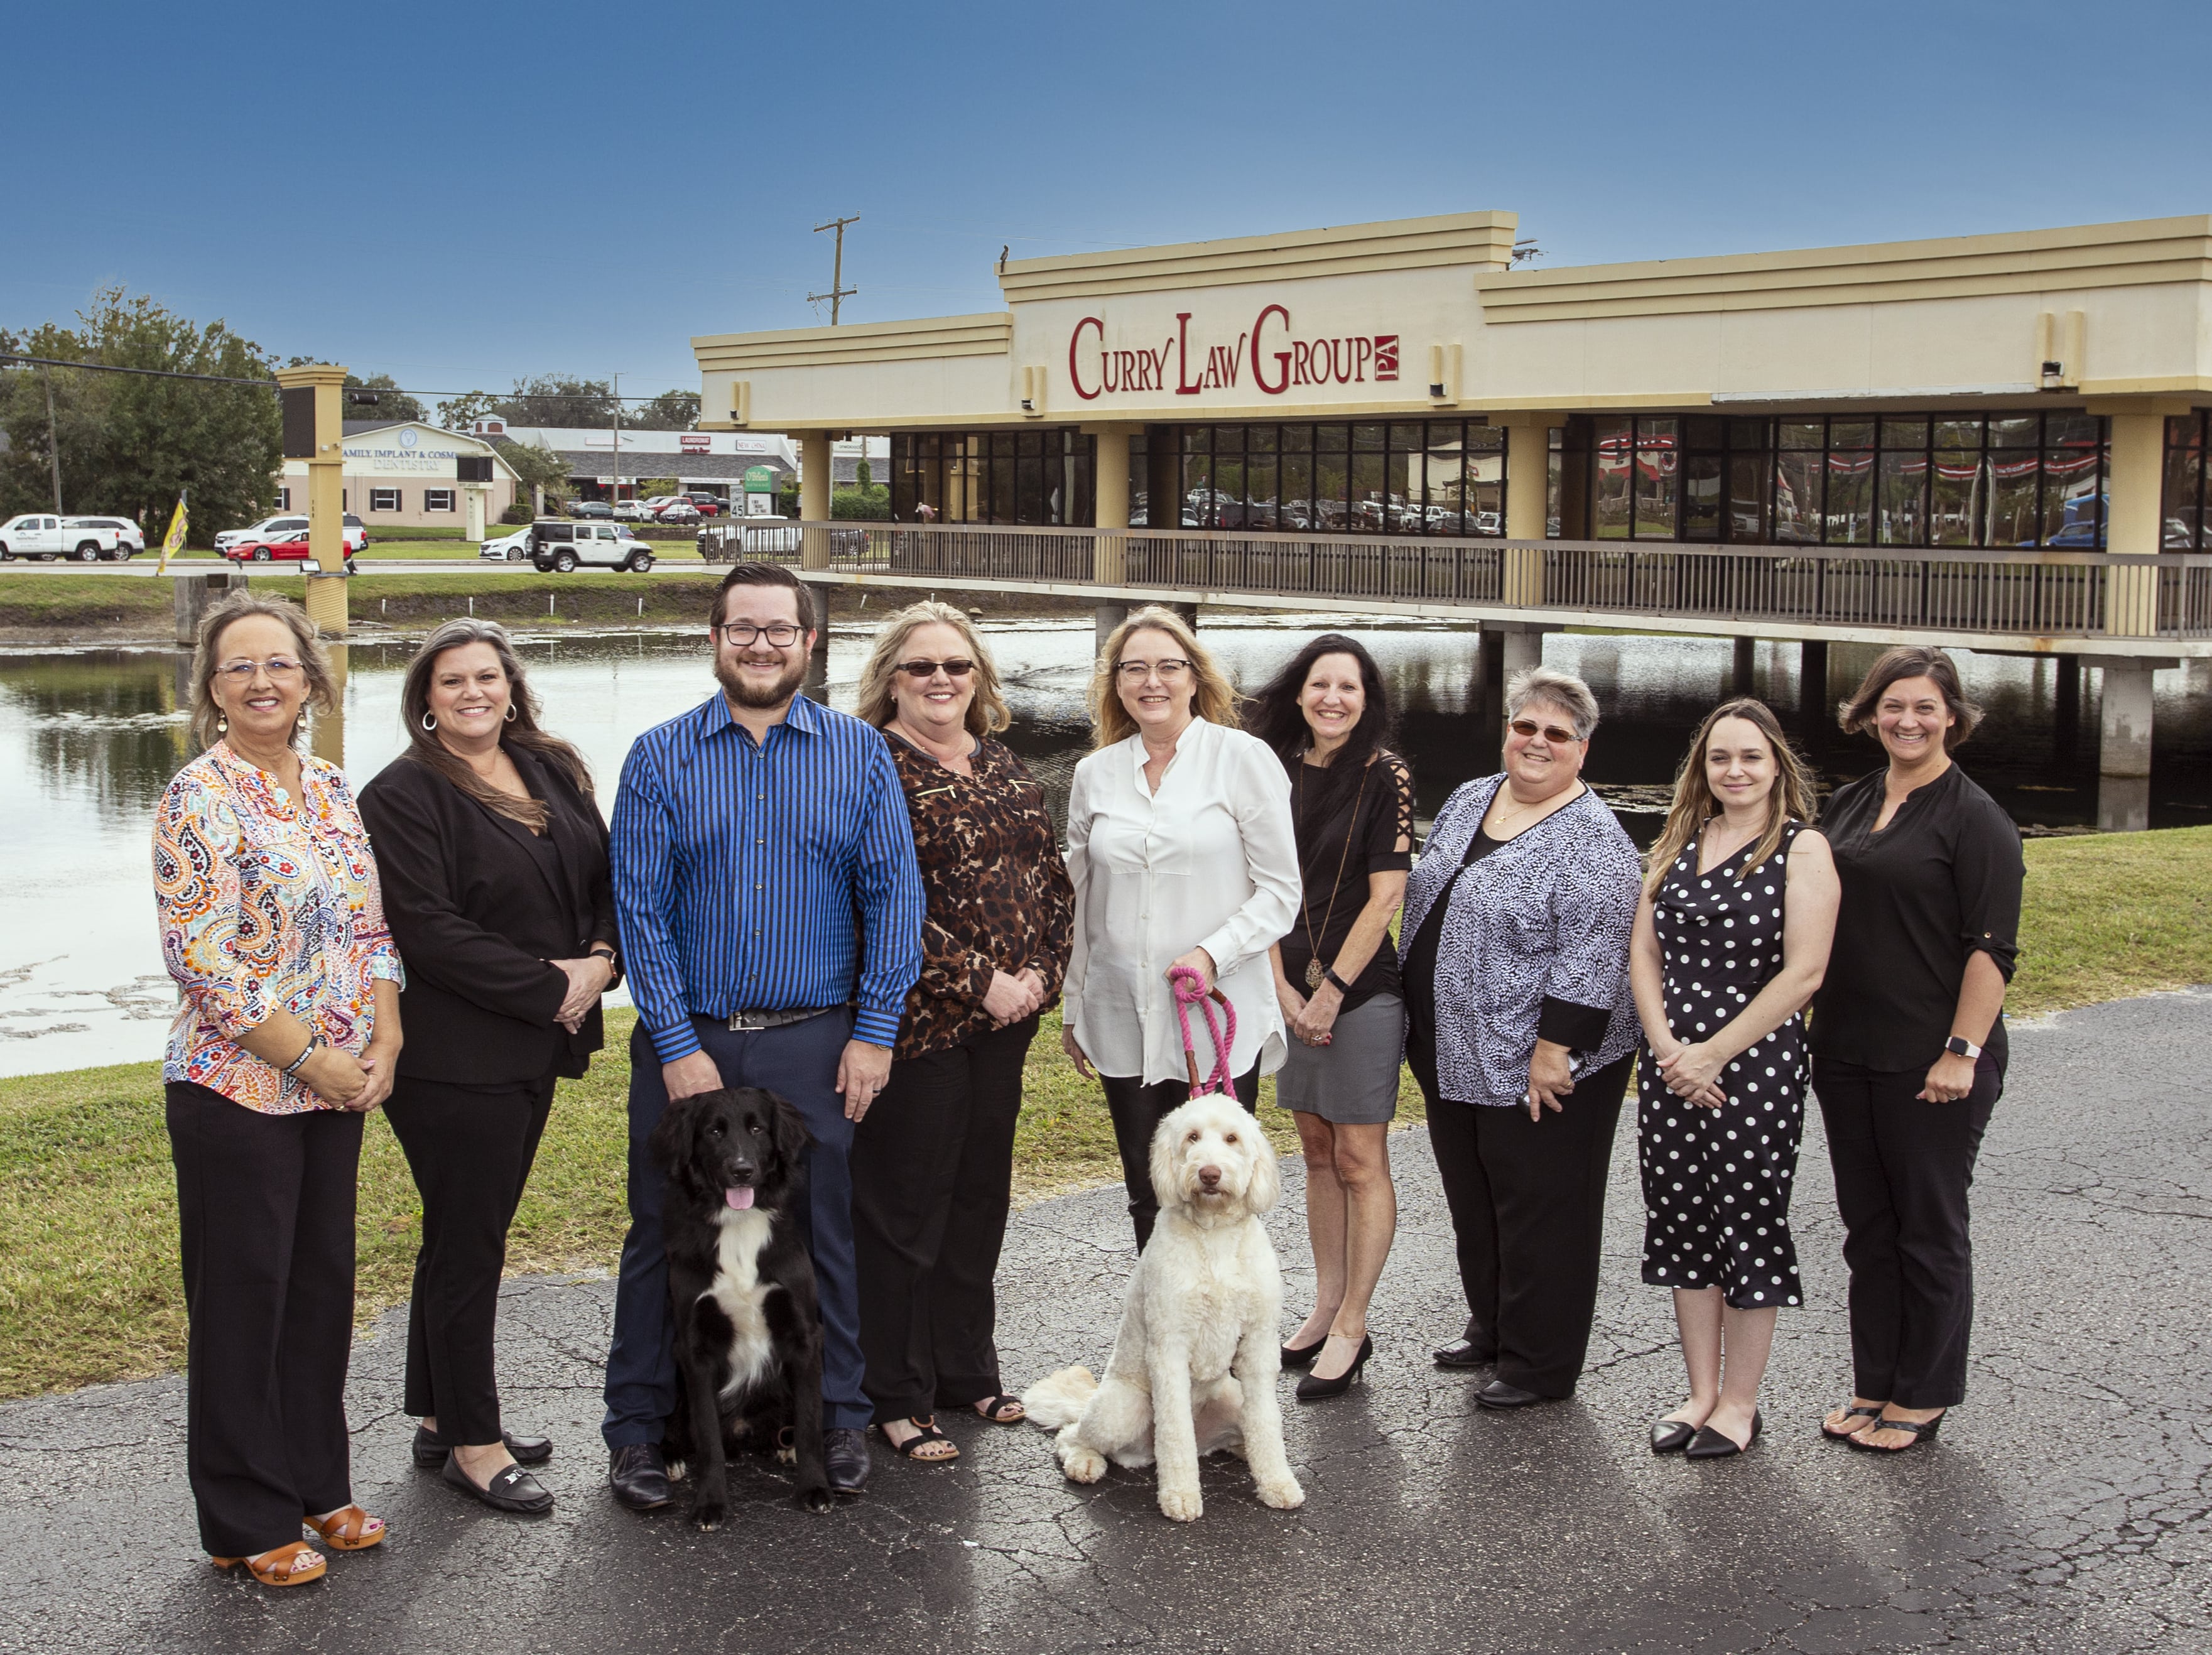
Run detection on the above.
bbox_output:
[1,990,2206,1654]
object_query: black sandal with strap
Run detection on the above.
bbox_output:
[1821,1403,1884,1440]
[879,1417,960,1463]
[970,1394,1026,1425]
[1850,1411,1944,1452]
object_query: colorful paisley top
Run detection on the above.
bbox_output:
[155,743,404,1114]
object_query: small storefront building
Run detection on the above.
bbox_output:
[282,420,519,535]
[483,426,891,506]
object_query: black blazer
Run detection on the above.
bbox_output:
[360,742,617,1085]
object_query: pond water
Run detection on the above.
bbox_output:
[4,617,2205,1077]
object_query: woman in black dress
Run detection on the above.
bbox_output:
[1629,698,1837,1458]
[360,619,619,1514]
[1811,646,2023,1454]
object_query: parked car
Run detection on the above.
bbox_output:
[656,499,701,524]
[214,514,367,555]
[66,517,146,558]
[223,528,359,574]
[479,529,533,562]
[681,492,725,517]
[0,514,140,561]
[609,501,648,521]
[568,500,615,520]
[526,519,655,573]
[636,496,679,518]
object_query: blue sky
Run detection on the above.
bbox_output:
[9,0,2209,403]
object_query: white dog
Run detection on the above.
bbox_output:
[1022,1095,1305,1522]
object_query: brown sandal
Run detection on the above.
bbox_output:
[212,1541,327,1587]
[879,1417,960,1463]
[971,1394,1026,1425]
[304,1505,387,1550]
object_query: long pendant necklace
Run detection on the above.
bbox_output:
[1296,756,1370,990]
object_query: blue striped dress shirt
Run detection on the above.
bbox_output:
[610,692,924,1063]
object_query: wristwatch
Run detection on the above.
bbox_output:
[1943,1035,1982,1060]
[589,942,623,990]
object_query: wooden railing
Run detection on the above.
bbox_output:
[695,522,2212,641]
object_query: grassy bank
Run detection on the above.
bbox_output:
[1,829,2203,1399]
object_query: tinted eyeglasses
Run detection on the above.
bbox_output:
[214,656,305,682]
[1509,717,1582,744]
[896,658,976,680]
[715,621,805,647]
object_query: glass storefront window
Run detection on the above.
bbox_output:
[891,428,1093,526]
[2162,412,2208,549]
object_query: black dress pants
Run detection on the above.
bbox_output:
[1813,1051,2002,1410]
[1100,1065,1261,1251]
[165,1082,363,1559]
[383,1070,556,1446]
[851,1017,1037,1422]
[1421,1052,1633,1397]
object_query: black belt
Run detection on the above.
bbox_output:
[725,1006,838,1032]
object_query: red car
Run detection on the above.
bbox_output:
[224,529,359,574]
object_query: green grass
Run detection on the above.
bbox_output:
[0,828,2204,1399]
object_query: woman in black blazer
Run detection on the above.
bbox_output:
[359,619,618,1515]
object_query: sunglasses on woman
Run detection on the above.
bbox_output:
[1509,717,1581,744]
[897,658,976,680]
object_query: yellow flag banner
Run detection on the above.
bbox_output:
[156,494,188,575]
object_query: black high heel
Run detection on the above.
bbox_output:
[1281,1335,1328,1369]
[1294,1335,1372,1401]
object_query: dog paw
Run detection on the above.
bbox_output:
[796,1484,834,1514]
[1256,1476,1306,1510]
[1157,1485,1203,1522]
[776,1445,798,1465]
[1060,1446,1107,1485]
[690,1498,729,1531]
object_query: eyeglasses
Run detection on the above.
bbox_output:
[897,658,976,680]
[214,656,305,683]
[1509,717,1582,744]
[715,621,805,648]
[1115,658,1193,682]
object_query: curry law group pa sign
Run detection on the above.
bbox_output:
[1066,303,1399,404]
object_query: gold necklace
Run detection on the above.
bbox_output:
[1295,755,1370,990]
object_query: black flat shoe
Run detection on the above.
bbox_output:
[442,1452,555,1514]
[1649,1416,1698,1454]
[1475,1379,1548,1410]
[1294,1335,1372,1401]
[609,1443,671,1511]
[1686,1410,1763,1460]
[1281,1335,1328,1370]
[825,1426,871,1498]
[1432,1337,1495,1370]
[413,1426,552,1468]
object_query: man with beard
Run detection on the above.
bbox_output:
[602,562,923,1507]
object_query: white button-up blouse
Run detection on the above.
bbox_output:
[1063,717,1301,1087]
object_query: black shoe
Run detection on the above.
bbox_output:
[1432,1337,1494,1370]
[824,1427,870,1498]
[1686,1409,1763,1460]
[1649,1416,1698,1454]
[413,1425,553,1468]
[442,1452,555,1514]
[1294,1334,1372,1402]
[1281,1335,1328,1370]
[1474,1379,1548,1410]
[609,1443,672,1511]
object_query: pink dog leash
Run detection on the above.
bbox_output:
[1168,965,1237,1097]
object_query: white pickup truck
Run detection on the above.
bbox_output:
[0,514,141,562]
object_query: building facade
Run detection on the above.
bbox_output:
[281,421,519,533]
[480,424,889,504]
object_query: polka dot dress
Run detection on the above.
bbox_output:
[1638,822,1806,1310]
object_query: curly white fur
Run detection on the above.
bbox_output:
[1021,1095,1305,1522]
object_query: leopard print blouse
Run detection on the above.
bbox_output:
[886,732,1075,1061]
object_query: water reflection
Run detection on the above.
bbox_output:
[1,624,2204,1077]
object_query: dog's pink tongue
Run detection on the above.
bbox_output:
[724,1187,755,1210]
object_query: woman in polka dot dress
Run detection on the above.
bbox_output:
[1629,698,1838,1460]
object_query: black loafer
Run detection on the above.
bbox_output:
[1686,1409,1762,1459]
[413,1426,553,1468]
[824,1427,871,1498]
[1474,1379,1548,1410]
[609,1443,672,1511]
[442,1452,555,1514]
[1433,1337,1494,1370]
[1650,1416,1698,1454]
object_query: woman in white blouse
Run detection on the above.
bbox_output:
[1061,605,1301,1249]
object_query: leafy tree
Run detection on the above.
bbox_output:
[491,437,575,510]
[855,455,873,488]
[499,375,617,428]
[342,372,426,424]
[630,389,700,431]
[436,389,502,432]
[1,288,280,540]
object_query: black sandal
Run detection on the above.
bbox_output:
[879,1417,960,1463]
[970,1394,1026,1425]
[1850,1411,1944,1452]
[1821,1403,1883,1440]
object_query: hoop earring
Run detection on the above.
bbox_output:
[421,712,437,732]
[504,704,517,722]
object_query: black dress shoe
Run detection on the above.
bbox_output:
[1432,1337,1495,1370]
[609,1443,672,1511]
[1294,1335,1372,1402]
[413,1425,553,1468]
[442,1452,555,1514]
[1281,1336,1327,1370]
[824,1427,871,1498]
[1686,1409,1763,1459]
[1649,1416,1698,1454]
[1474,1379,1548,1410]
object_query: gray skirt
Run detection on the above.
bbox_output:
[1274,993,1406,1126]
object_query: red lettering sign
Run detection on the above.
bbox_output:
[1073,303,1397,402]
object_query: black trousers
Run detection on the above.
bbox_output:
[1100,1065,1261,1251]
[383,1070,556,1446]
[165,1082,362,1559]
[1813,1051,2002,1410]
[1421,1052,1633,1397]
[850,1016,1037,1423]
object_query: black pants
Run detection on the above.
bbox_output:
[1814,1051,2002,1410]
[1421,1052,1633,1397]
[850,1016,1036,1423]
[383,1070,556,1446]
[165,1082,362,1559]
[1100,1065,1261,1251]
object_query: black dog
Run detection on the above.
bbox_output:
[648,1085,833,1522]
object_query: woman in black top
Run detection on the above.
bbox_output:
[1811,646,2024,1454]
[1257,636,1414,1401]
[359,620,619,1514]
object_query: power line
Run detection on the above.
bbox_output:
[0,351,276,389]
[1,352,696,408]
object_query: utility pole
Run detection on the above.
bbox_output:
[611,371,621,506]
[41,370,63,512]
[810,215,859,325]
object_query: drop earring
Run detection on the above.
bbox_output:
[217,714,229,735]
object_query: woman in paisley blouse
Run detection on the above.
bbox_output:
[848,601,1075,1466]
[1401,666,1642,1411]
[154,592,404,1588]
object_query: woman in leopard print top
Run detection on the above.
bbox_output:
[846,602,1074,1467]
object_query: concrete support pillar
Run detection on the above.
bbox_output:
[804,610,830,703]
[174,570,245,646]
[1497,411,1551,607]
[1090,423,1134,587]
[310,642,347,768]
[800,431,833,570]
[464,485,487,543]
[276,363,349,636]
[2102,409,2167,638]
[1170,602,1198,632]
[1733,635,1756,696]
[1094,601,1130,663]
[2052,653,2081,759]
[1799,639,1830,719]
[2098,659,2166,832]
